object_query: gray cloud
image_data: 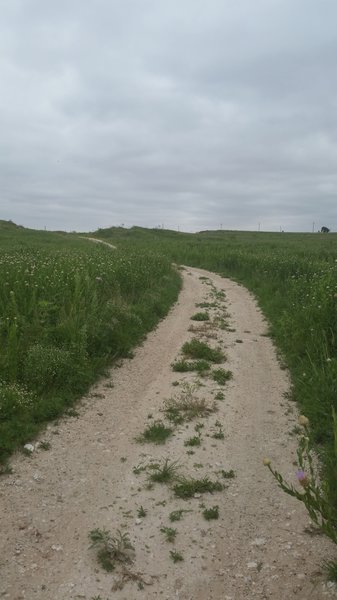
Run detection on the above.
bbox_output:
[1,0,337,232]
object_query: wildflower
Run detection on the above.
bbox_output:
[298,415,309,427]
[296,470,309,487]
[263,458,271,466]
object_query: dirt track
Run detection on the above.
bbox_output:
[0,267,336,599]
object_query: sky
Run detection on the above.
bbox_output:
[1,0,337,233]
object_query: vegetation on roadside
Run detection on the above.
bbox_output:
[0,222,180,462]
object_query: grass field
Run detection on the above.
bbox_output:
[2,219,337,530]
[0,221,181,462]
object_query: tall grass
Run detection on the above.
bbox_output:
[0,224,180,461]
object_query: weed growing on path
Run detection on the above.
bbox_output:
[132,463,148,475]
[221,469,235,479]
[191,312,210,321]
[173,476,223,499]
[39,441,51,450]
[202,506,219,520]
[195,301,218,309]
[89,529,134,572]
[169,509,192,522]
[182,338,225,363]
[184,435,201,447]
[212,421,225,440]
[214,317,230,330]
[188,323,218,338]
[136,421,173,445]
[160,527,177,543]
[171,359,210,374]
[149,459,180,483]
[170,550,184,563]
[164,389,216,424]
[194,422,204,433]
[137,506,147,518]
[212,369,233,385]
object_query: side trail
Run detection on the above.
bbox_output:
[0,268,335,599]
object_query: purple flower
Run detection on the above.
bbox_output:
[296,470,309,487]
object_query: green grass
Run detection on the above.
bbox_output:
[136,421,173,445]
[191,312,210,321]
[202,505,219,520]
[182,339,225,363]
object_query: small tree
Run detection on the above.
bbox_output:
[321,226,330,233]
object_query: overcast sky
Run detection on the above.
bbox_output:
[1,0,337,233]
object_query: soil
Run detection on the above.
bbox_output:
[0,267,336,600]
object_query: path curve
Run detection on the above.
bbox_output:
[79,236,117,249]
[0,267,335,600]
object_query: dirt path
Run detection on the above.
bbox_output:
[79,237,117,249]
[0,267,336,600]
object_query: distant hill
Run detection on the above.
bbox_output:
[0,219,25,230]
